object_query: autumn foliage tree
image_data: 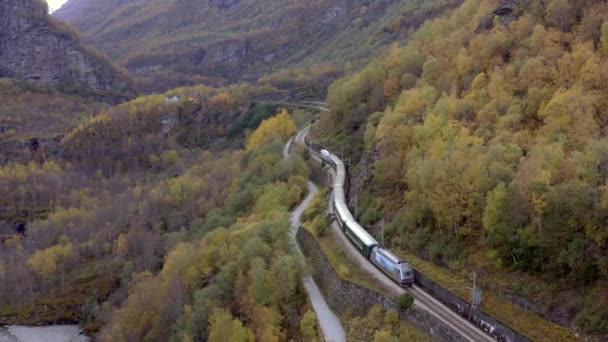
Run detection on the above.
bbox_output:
[318,0,608,334]
[246,109,296,151]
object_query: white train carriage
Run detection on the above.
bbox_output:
[318,143,415,284]
[332,155,346,187]
[343,219,378,258]
[333,186,354,229]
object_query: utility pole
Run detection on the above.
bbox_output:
[473,272,476,296]
[468,272,482,320]
[354,193,357,219]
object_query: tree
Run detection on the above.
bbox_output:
[249,258,271,306]
[383,309,400,333]
[250,306,283,341]
[546,0,574,31]
[246,109,296,151]
[269,256,299,309]
[300,310,318,340]
[539,87,599,151]
[397,294,413,310]
[366,305,384,331]
[27,238,73,281]
[208,308,254,342]
[483,183,519,267]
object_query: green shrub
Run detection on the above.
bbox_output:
[311,214,329,237]
[397,293,413,311]
[575,303,608,335]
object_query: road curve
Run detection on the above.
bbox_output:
[294,119,494,342]
[284,136,346,342]
[269,101,330,113]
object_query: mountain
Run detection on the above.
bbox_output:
[5,0,605,340]
[54,0,461,91]
[313,0,608,337]
[0,0,135,102]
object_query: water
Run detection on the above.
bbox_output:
[0,325,89,342]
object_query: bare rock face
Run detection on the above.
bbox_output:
[0,0,135,102]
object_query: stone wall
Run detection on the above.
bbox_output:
[413,270,528,342]
[296,227,467,342]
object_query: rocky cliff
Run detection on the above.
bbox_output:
[0,0,135,102]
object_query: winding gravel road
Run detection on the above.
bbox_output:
[284,137,346,342]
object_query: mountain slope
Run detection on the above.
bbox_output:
[55,0,461,90]
[0,0,135,102]
[313,0,608,337]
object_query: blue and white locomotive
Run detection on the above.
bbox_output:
[319,149,414,287]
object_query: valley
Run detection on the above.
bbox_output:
[2,0,608,340]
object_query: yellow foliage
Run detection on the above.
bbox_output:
[208,308,255,342]
[27,239,73,280]
[246,109,296,151]
[160,243,196,285]
[209,92,233,111]
[115,234,129,256]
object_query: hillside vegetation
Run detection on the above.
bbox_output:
[55,0,461,91]
[9,0,608,338]
[0,79,108,142]
[314,0,608,336]
[0,79,109,165]
[0,75,320,340]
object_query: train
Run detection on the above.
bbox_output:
[318,148,415,287]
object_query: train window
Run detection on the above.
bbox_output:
[400,264,413,277]
[375,253,397,273]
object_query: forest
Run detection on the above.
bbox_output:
[313,0,608,335]
[0,75,322,340]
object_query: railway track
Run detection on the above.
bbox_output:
[293,105,494,341]
[409,285,494,341]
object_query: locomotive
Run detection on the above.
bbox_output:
[319,149,414,287]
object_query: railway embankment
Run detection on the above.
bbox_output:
[296,227,465,342]
[413,269,528,342]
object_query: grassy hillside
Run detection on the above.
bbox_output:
[55,0,461,91]
[313,0,608,337]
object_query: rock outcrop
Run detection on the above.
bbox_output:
[0,0,135,102]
